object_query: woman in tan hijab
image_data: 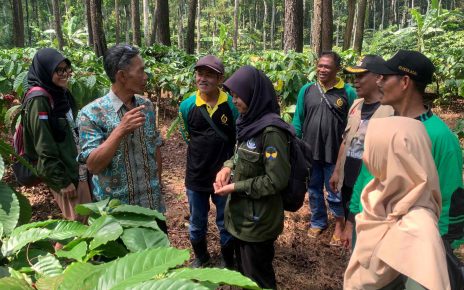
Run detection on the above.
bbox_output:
[344,117,450,290]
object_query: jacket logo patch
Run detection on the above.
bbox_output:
[265,146,278,160]
[221,114,228,124]
[336,98,344,108]
[38,112,48,120]
[246,139,256,150]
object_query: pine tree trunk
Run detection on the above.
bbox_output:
[389,0,397,26]
[52,0,65,50]
[131,0,141,46]
[115,0,120,44]
[86,0,94,46]
[270,0,275,49]
[283,0,303,52]
[178,0,184,48]
[156,0,171,45]
[353,0,367,53]
[125,5,131,43]
[150,2,158,44]
[343,0,356,50]
[233,0,239,50]
[12,0,25,47]
[381,0,385,29]
[321,0,333,51]
[311,0,322,55]
[263,0,268,50]
[196,0,201,53]
[185,0,197,54]
[143,0,149,46]
[90,0,107,57]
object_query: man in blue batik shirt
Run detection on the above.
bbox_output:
[77,44,167,232]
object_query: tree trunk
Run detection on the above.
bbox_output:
[178,0,184,48]
[143,0,149,46]
[401,0,409,28]
[196,0,201,53]
[90,0,107,57]
[125,5,131,43]
[150,2,158,44]
[52,0,65,50]
[86,0,94,46]
[353,0,367,53]
[115,0,120,44]
[270,0,275,49]
[311,0,322,56]
[343,0,356,50]
[283,0,303,52]
[185,0,197,54]
[233,0,239,50]
[263,0,268,50]
[321,0,333,51]
[12,0,25,47]
[381,0,385,29]
[156,0,171,45]
[131,0,141,46]
[389,0,397,26]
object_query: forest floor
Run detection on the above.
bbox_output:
[6,98,464,290]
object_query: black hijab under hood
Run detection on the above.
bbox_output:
[27,48,75,118]
[223,65,294,142]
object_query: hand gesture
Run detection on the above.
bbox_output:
[329,170,340,193]
[215,167,232,188]
[118,105,146,136]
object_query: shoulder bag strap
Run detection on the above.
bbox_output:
[315,82,344,124]
[199,105,229,143]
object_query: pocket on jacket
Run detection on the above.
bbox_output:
[237,148,261,177]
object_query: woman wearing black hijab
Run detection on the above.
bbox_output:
[22,48,91,221]
[214,66,293,289]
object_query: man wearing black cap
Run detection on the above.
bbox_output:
[179,55,238,268]
[328,55,394,248]
[349,50,464,251]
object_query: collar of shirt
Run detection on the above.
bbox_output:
[318,77,345,93]
[195,89,228,116]
[108,90,137,112]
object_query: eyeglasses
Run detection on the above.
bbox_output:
[55,66,72,77]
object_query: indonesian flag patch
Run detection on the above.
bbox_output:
[38,112,48,120]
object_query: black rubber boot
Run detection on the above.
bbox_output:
[190,239,210,268]
[220,241,235,270]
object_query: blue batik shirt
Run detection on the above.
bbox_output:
[77,90,165,212]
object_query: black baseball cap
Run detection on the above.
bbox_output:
[344,55,385,74]
[194,55,224,75]
[366,50,435,84]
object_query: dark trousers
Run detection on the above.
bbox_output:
[235,238,277,289]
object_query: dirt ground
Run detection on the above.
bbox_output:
[5,99,463,290]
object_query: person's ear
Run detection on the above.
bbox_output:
[115,70,126,84]
[218,74,225,84]
[401,75,411,91]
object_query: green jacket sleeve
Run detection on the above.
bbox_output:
[25,97,72,191]
[349,162,374,215]
[292,83,312,138]
[344,84,358,107]
[178,96,194,143]
[234,128,291,199]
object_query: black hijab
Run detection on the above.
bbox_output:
[223,65,295,142]
[27,48,75,117]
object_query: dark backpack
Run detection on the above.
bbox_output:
[11,87,53,186]
[255,130,312,212]
[281,135,312,212]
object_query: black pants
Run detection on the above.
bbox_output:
[235,238,276,289]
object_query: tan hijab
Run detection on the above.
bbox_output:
[344,117,450,290]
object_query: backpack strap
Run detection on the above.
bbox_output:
[199,106,230,143]
[23,87,54,109]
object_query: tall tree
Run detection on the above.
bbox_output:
[321,0,333,51]
[125,4,131,43]
[178,0,185,48]
[196,0,201,53]
[90,0,107,57]
[115,0,121,44]
[343,0,356,50]
[131,0,141,46]
[86,0,94,46]
[150,2,158,44]
[353,0,367,53]
[283,0,303,52]
[270,0,276,49]
[263,0,268,50]
[233,0,239,50]
[185,0,197,54]
[156,0,171,45]
[12,0,25,47]
[143,0,150,46]
[52,0,65,50]
[311,0,322,56]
